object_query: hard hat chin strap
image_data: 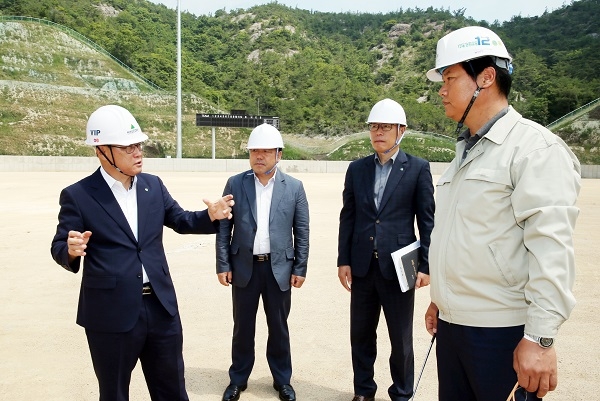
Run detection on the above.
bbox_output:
[265,164,278,175]
[264,149,281,175]
[454,86,481,137]
[383,126,404,154]
[250,148,281,176]
[97,146,135,189]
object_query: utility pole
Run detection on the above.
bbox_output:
[176,0,182,158]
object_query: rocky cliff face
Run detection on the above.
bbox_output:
[0,19,218,157]
[0,20,146,90]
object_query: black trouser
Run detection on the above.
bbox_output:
[229,258,292,386]
[436,319,542,401]
[350,255,415,400]
[86,291,188,401]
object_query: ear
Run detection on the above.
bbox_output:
[478,66,497,88]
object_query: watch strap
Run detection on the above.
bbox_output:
[524,333,554,348]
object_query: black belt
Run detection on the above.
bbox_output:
[142,282,152,295]
[253,253,270,262]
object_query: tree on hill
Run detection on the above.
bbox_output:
[1,0,598,159]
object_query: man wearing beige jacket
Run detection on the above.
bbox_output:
[424,26,581,401]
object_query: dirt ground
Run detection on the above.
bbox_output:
[0,170,598,401]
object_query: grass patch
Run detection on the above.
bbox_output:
[0,109,25,123]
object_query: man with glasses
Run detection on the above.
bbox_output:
[51,104,235,401]
[337,99,435,401]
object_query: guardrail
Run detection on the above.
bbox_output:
[283,129,455,156]
[0,15,163,91]
[546,97,600,130]
[2,156,599,178]
[414,131,455,142]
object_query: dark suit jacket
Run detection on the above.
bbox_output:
[51,168,218,333]
[215,169,309,291]
[337,151,435,280]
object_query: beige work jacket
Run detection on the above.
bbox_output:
[429,107,581,337]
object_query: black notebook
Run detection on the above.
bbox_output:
[391,240,420,292]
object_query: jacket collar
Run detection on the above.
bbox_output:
[483,106,521,146]
[361,151,408,214]
[87,168,139,244]
[242,169,287,225]
[378,151,408,214]
[458,107,521,166]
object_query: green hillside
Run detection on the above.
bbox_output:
[0,0,599,161]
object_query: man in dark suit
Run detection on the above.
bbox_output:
[50,105,234,401]
[216,123,309,401]
[337,99,435,401]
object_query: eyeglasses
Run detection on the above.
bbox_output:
[368,123,395,132]
[111,142,144,154]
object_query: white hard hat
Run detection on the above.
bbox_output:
[426,26,512,82]
[246,123,284,149]
[85,105,148,146]
[367,98,407,125]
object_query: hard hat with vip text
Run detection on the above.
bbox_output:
[85,105,148,146]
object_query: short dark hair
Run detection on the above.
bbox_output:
[461,56,512,98]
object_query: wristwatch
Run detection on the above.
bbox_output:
[524,333,554,348]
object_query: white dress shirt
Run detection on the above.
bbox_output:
[252,170,276,255]
[100,167,149,283]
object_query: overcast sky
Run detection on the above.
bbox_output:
[148,0,572,23]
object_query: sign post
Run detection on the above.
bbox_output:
[196,113,280,159]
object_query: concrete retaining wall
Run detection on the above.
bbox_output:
[0,156,597,178]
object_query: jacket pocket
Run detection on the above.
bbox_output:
[436,175,452,187]
[230,243,240,255]
[83,275,117,289]
[285,247,295,261]
[465,167,512,188]
[488,242,518,286]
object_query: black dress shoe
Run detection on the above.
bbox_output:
[222,383,247,401]
[352,396,375,401]
[273,383,296,401]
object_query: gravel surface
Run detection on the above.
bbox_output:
[1,171,597,401]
